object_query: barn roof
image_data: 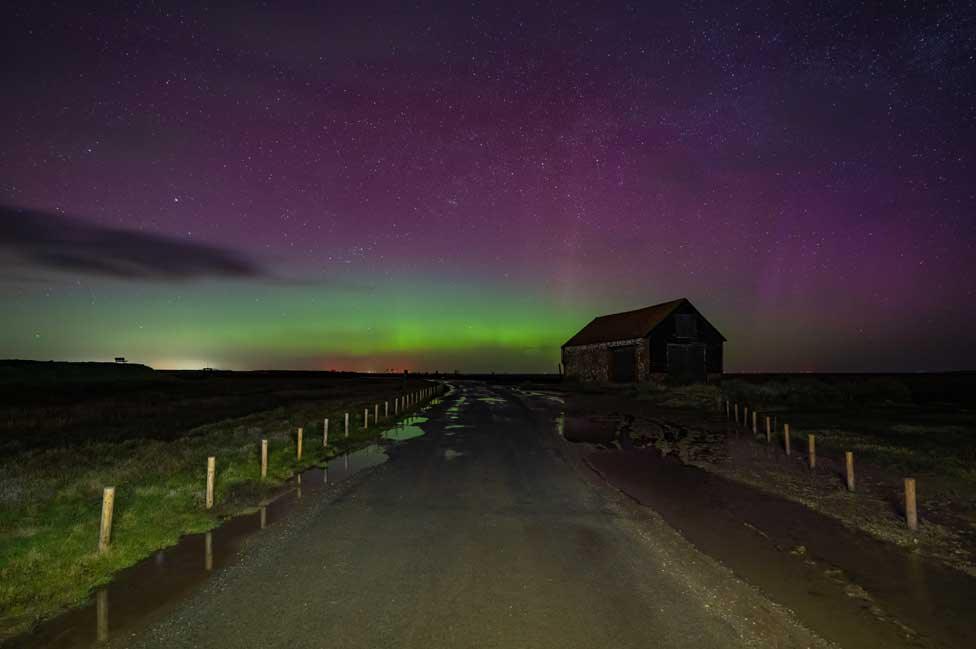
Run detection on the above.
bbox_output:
[562,298,724,347]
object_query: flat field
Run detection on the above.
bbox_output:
[0,361,433,638]
[549,372,976,574]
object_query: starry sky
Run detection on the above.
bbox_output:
[2,1,975,372]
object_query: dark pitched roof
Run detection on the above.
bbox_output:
[563,298,720,347]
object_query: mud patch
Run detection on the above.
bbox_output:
[587,448,976,649]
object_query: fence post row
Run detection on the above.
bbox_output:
[716,394,919,531]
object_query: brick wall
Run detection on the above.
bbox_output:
[563,344,611,382]
[564,337,650,383]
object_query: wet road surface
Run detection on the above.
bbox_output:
[76,382,823,649]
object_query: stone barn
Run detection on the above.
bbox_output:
[561,298,725,383]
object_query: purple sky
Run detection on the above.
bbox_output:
[2,1,975,371]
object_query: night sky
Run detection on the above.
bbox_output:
[2,1,975,372]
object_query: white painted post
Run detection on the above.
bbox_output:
[345,412,349,437]
[323,418,329,447]
[364,408,369,429]
[385,401,389,418]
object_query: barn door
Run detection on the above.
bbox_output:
[667,343,706,381]
[611,346,636,382]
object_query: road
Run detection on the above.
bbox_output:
[127,382,828,649]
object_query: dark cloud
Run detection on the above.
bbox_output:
[0,205,266,280]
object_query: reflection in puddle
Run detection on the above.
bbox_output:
[382,416,428,441]
[11,391,450,648]
[9,444,389,649]
[476,397,506,405]
[446,395,467,416]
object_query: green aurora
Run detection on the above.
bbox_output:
[3,275,590,372]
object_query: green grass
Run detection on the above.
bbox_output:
[0,381,435,639]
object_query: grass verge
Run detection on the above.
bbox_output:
[0,381,435,639]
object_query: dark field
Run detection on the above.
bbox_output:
[0,361,434,638]
[0,361,430,453]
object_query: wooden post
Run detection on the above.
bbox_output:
[364,408,369,429]
[374,403,379,423]
[725,401,730,420]
[260,506,267,529]
[323,418,329,447]
[385,401,389,418]
[808,434,816,469]
[260,439,268,479]
[345,412,349,437]
[784,424,791,456]
[845,451,855,491]
[98,487,115,554]
[905,478,918,530]
[752,411,757,434]
[744,406,749,428]
[395,397,399,414]
[296,427,303,461]
[765,416,771,443]
[734,403,739,424]
[206,457,216,509]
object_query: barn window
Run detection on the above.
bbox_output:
[675,313,697,338]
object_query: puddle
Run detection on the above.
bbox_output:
[558,412,619,444]
[476,397,507,405]
[446,395,467,416]
[8,444,388,649]
[587,449,976,649]
[381,416,428,441]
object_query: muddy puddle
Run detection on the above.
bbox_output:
[587,447,976,649]
[8,444,391,649]
[557,412,619,444]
